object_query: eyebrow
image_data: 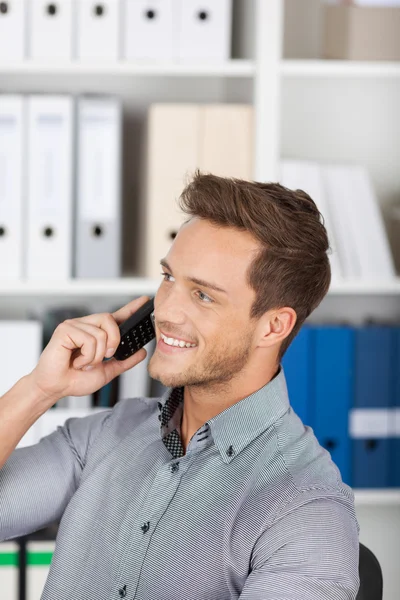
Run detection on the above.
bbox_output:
[160,259,228,295]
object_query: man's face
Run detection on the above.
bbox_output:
[148,218,261,389]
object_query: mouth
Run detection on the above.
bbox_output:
[157,333,197,355]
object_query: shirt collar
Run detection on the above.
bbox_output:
[157,367,290,463]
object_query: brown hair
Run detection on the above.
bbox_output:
[178,170,331,361]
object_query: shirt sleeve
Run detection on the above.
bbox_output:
[238,496,360,600]
[0,408,112,542]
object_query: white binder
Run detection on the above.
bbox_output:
[26,96,74,280]
[0,320,43,449]
[280,160,343,281]
[75,96,122,278]
[341,165,396,278]
[123,0,177,61]
[177,0,232,61]
[322,164,363,278]
[29,0,73,60]
[143,104,199,278]
[77,0,120,61]
[0,0,26,60]
[0,96,25,281]
[199,104,253,179]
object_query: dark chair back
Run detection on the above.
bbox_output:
[356,543,383,600]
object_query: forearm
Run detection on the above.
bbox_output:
[0,374,55,470]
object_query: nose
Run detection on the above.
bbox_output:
[155,284,187,327]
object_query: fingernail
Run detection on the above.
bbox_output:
[82,365,94,371]
[105,348,115,358]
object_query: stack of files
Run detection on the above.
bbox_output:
[0,0,26,60]
[281,325,313,427]
[77,0,120,61]
[75,96,122,279]
[311,324,355,487]
[280,159,396,280]
[142,103,253,278]
[282,323,354,486]
[283,321,400,488]
[26,95,74,280]
[0,96,25,281]
[29,0,74,60]
[392,327,400,487]
[0,93,122,281]
[0,320,43,448]
[0,542,18,600]
[176,0,232,62]
[349,324,395,488]
[0,1,232,63]
[322,163,395,279]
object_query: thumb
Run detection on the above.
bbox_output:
[101,347,148,385]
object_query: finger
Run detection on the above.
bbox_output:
[77,312,121,353]
[69,321,108,369]
[55,321,97,368]
[102,347,148,384]
[111,296,151,326]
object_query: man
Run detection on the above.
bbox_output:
[0,171,359,599]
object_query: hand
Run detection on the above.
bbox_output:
[28,296,151,406]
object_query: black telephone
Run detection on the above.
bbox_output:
[114,297,156,361]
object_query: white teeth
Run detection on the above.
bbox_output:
[161,333,196,348]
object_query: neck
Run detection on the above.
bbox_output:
[180,363,280,453]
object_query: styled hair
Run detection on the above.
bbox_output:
[178,170,331,361]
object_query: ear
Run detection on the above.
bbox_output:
[256,307,297,350]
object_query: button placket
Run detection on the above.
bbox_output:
[140,521,150,534]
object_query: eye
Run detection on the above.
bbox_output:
[196,291,214,304]
[160,272,174,282]
[160,272,214,303]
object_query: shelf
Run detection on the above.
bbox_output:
[0,59,255,78]
[281,59,400,78]
[354,489,400,506]
[328,278,400,295]
[0,278,160,296]
[1,278,400,297]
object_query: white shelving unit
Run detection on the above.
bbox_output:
[1,1,399,598]
[0,59,256,77]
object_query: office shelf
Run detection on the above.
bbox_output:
[0,278,160,297]
[281,59,400,79]
[354,489,400,506]
[0,59,255,78]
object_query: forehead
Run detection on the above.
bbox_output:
[168,218,260,284]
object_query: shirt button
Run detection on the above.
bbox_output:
[227,445,234,457]
[119,585,127,597]
[170,462,179,473]
[141,521,150,533]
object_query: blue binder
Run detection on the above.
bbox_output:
[311,324,355,486]
[391,327,400,488]
[282,325,312,426]
[352,325,394,488]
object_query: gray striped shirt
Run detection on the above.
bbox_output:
[0,368,360,599]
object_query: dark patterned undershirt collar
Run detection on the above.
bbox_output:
[157,387,211,458]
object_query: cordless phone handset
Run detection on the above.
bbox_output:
[114,297,156,361]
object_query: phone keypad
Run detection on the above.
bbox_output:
[116,316,155,360]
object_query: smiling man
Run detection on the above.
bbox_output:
[0,171,359,600]
[145,171,360,598]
